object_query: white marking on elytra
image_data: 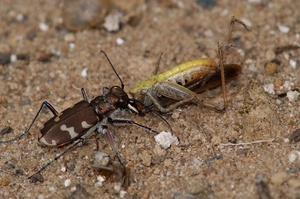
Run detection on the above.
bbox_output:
[60,124,78,139]
[40,137,57,146]
[81,121,93,129]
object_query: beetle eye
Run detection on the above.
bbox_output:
[117,95,128,108]
[111,86,128,108]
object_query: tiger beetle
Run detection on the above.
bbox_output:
[0,50,162,182]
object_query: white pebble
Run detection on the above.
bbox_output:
[263,83,275,95]
[64,179,71,187]
[81,68,88,77]
[154,131,179,149]
[93,151,110,167]
[38,194,44,199]
[290,59,297,68]
[289,151,300,163]
[61,166,67,172]
[16,13,24,21]
[287,91,299,102]
[10,54,17,62]
[69,43,76,49]
[282,81,294,90]
[39,22,49,31]
[116,37,125,45]
[96,175,105,186]
[120,190,127,198]
[49,186,55,191]
[277,24,290,33]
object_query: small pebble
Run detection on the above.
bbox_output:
[39,22,49,31]
[29,173,44,183]
[196,0,216,8]
[96,175,105,186]
[289,151,300,163]
[154,131,179,149]
[290,129,300,142]
[287,91,299,102]
[116,37,124,45]
[288,178,300,188]
[277,24,290,33]
[0,127,13,136]
[263,84,275,95]
[270,172,290,185]
[0,175,11,186]
[103,10,123,32]
[119,190,127,198]
[282,81,294,90]
[64,33,75,43]
[153,144,166,156]
[38,194,44,199]
[63,0,111,31]
[290,59,297,68]
[61,166,67,172]
[164,159,172,167]
[64,179,71,187]
[211,135,221,146]
[265,50,276,60]
[264,62,278,74]
[140,150,152,166]
[0,53,11,64]
[171,110,181,119]
[93,151,110,167]
[81,68,88,77]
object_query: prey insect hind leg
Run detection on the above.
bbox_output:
[147,81,224,113]
[219,16,251,106]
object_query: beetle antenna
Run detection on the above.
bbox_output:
[101,50,125,90]
[129,98,173,134]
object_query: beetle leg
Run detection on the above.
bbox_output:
[0,101,59,144]
[28,138,84,182]
[147,81,224,113]
[81,88,89,102]
[101,126,125,166]
[108,117,159,135]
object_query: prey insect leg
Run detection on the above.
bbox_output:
[147,81,224,113]
[220,16,251,106]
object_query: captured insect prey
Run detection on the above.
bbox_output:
[130,16,250,113]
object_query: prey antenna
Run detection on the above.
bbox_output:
[101,50,125,90]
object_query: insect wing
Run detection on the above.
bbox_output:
[39,101,99,146]
[186,64,242,93]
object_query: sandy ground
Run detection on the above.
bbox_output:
[0,0,299,198]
